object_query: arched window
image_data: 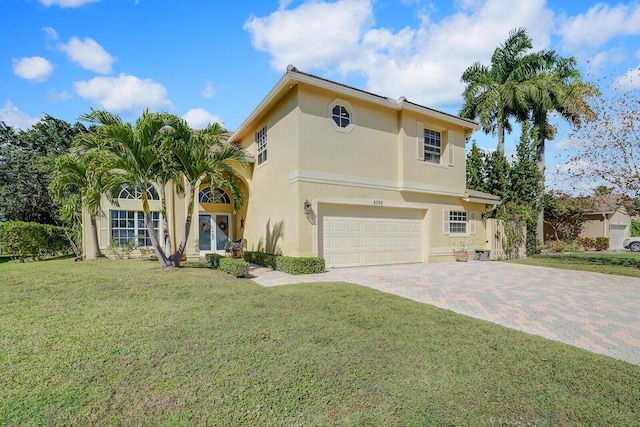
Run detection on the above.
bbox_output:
[199,187,231,204]
[118,184,160,200]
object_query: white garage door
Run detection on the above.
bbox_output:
[321,205,424,268]
[610,224,627,250]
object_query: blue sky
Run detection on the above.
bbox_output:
[2,0,640,191]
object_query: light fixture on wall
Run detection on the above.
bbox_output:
[304,199,312,215]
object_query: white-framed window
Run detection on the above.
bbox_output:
[328,98,355,133]
[198,187,231,204]
[423,129,442,164]
[443,210,476,235]
[256,125,267,165]
[110,210,160,247]
[118,183,160,200]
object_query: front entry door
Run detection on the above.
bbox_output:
[199,213,231,254]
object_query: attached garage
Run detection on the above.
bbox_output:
[320,204,425,268]
[609,224,628,250]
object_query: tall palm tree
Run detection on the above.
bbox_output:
[49,151,104,258]
[167,119,248,267]
[78,109,175,267]
[460,28,555,154]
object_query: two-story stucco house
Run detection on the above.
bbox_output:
[83,65,499,266]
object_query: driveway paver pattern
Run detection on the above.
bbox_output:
[248,261,640,365]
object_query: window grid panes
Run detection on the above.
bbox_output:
[424,129,442,164]
[449,211,467,234]
[256,126,267,165]
[198,187,231,204]
[111,210,160,247]
[332,105,351,128]
[118,184,160,200]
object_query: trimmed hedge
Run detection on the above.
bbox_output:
[0,221,73,261]
[245,251,325,275]
[595,237,610,251]
[205,253,250,278]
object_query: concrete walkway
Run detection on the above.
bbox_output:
[248,261,640,365]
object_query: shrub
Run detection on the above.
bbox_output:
[632,220,640,237]
[561,240,583,253]
[275,256,326,275]
[245,251,325,275]
[595,237,610,251]
[0,221,73,261]
[218,257,250,278]
[578,237,596,251]
[205,253,223,269]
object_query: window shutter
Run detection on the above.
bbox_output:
[447,130,454,166]
[443,209,450,235]
[99,210,109,250]
[417,121,424,160]
[469,211,477,235]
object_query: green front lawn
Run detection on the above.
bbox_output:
[507,251,640,277]
[1,259,639,425]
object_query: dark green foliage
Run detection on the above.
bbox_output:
[0,117,88,225]
[244,251,277,269]
[543,192,596,241]
[595,237,610,251]
[0,221,73,261]
[275,256,326,275]
[632,220,640,237]
[466,141,487,193]
[205,253,223,268]
[219,257,250,277]
[245,251,325,274]
[205,253,250,277]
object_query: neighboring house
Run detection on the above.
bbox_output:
[581,194,634,250]
[83,65,499,266]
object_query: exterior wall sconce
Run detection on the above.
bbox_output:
[304,199,312,215]
[481,212,488,221]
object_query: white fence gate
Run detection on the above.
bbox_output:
[486,218,527,260]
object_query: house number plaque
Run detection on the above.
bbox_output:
[373,200,384,206]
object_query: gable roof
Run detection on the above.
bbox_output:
[228,65,479,144]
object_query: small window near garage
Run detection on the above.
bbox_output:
[328,98,355,133]
[449,211,467,233]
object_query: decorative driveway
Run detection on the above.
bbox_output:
[249,261,640,365]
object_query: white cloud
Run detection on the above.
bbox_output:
[57,36,115,74]
[47,89,73,102]
[244,0,374,72]
[39,0,100,7]
[182,108,221,129]
[12,56,54,82]
[560,2,640,51]
[0,101,40,130]
[244,0,555,107]
[202,82,216,99]
[612,67,640,91]
[74,74,172,112]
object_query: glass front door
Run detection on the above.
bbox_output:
[199,213,231,254]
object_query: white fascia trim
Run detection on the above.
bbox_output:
[463,196,501,205]
[290,170,465,197]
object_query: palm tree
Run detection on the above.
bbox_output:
[460,28,555,154]
[78,109,175,267]
[167,119,248,267]
[49,151,104,258]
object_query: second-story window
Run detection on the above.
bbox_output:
[424,129,442,164]
[256,125,267,165]
[332,105,350,128]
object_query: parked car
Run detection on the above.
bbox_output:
[623,237,640,252]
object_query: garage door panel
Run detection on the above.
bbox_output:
[321,205,424,268]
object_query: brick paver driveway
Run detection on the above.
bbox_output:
[249,261,640,365]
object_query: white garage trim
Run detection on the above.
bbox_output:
[319,203,425,268]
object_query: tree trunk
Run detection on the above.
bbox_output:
[90,215,104,258]
[144,211,172,268]
[497,121,505,154]
[536,132,546,246]
[172,192,195,268]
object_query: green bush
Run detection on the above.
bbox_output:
[245,251,325,275]
[244,251,277,269]
[205,253,223,269]
[632,220,640,237]
[205,253,249,277]
[595,237,610,251]
[0,221,73,261]
[218,257,250,278]
[275,256,326,275]
[578,237,596,251]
